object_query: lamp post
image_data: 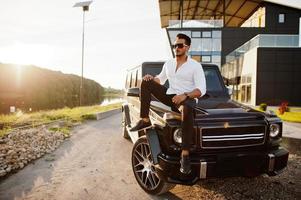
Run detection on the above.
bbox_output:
[73,1,93,106]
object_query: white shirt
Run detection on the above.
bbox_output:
[156,57,206,96]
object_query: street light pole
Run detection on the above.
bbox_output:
[73,1,93,106]
[80,9,85,107]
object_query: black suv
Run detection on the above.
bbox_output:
[122,62,289,195]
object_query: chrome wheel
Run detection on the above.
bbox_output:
[132,141,160,190]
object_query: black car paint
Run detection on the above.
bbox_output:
[123,62,289,185]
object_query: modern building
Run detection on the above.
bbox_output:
[158,0,301,106]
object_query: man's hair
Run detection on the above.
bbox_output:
[176,33,191,46]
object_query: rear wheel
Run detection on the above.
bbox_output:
[122,111,130,139]
[131,136,175,195]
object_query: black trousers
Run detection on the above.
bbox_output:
[140,79,195,151]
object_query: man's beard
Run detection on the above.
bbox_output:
[175,51,185,57]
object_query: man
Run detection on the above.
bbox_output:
[130,33,206,174]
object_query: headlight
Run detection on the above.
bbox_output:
[173,128,182,144]
[270,124,280,138]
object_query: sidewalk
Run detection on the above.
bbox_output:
[283,121,301,139]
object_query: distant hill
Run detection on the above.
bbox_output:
[0,63,104,113]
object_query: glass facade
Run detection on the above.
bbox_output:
[168,20,223,28]
[222,34,300,105]
[226,34,299,63]
[167,28,222,68]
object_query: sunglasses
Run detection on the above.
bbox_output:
[172,43,188,49]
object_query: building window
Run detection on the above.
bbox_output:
[246,85,251,103]
[202,31,211,38]
[212,31,221,38]
[201,38,212,51]
[192,31,201,38]
[201,55,211,62]
[278,13,285,23]
[191,55,201,62]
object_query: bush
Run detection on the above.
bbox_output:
[278,101,289,115]
[81,114,97,120]
[259,103,267,111]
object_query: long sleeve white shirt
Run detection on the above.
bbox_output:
[156,57,206,97]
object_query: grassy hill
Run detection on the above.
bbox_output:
[0,63,104,113]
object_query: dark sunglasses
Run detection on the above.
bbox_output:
[172,43,188,49]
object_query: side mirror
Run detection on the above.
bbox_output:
[127,87,140,97]
[223,77,229,86]
[227,87,233,95]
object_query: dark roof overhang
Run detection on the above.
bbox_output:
[159,0,265,28]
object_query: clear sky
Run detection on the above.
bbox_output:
[0,0,300,89]
[0,0,171,89]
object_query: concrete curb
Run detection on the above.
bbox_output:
[95,108,121,120]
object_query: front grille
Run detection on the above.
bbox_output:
[201,125,266,149]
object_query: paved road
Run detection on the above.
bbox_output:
[283,121,301,139]
[0,113,300,200]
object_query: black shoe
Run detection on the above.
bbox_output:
[180,155,191,174]
[129,120,152,132]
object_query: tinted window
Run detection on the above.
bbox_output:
[143,66,169,88]
[125,74,128,88]
[204,68,224,92]
[143,66,162,76]
[143,64,223,92]
[129,73,132,88]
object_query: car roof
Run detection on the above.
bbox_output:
[127,61,219,71]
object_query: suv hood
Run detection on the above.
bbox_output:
[195,97,267,120]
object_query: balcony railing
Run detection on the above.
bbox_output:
[226,34,299,63]
[168,20,223,28]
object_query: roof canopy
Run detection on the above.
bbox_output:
[159,0,264,28]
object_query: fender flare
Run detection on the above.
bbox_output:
[145,128,162,165]
[122,103,131,126]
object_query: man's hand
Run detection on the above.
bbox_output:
[143,74,154,81]
[172,94,187,105]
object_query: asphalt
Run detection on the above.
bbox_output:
[283,121,301,139]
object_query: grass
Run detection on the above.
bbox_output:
[0,102,122,137]
[48,127,71,137]
[275,111,301,123]
[257,107,301,123]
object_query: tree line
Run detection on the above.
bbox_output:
[0,63,105,113]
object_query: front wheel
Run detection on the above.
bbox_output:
[131,136,175,195]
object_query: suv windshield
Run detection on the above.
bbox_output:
[203,68,224,92]
[143,64,225,93]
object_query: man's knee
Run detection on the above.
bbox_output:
[182,98,196,108]
[141,79,154,88]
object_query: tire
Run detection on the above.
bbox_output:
[122,111,130,139]
[131,136,175,195]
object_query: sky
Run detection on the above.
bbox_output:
[0,0,300,89]
[0,0,171,89]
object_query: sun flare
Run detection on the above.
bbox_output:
[0,42,54,66]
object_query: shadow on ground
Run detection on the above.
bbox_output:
[150,138,301,200]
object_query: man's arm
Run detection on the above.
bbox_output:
[153,77,161,84]
[171,89,201,105]
[184,88,202,99]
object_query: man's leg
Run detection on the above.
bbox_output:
[179,99,196,174]
[130,79,177,131]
